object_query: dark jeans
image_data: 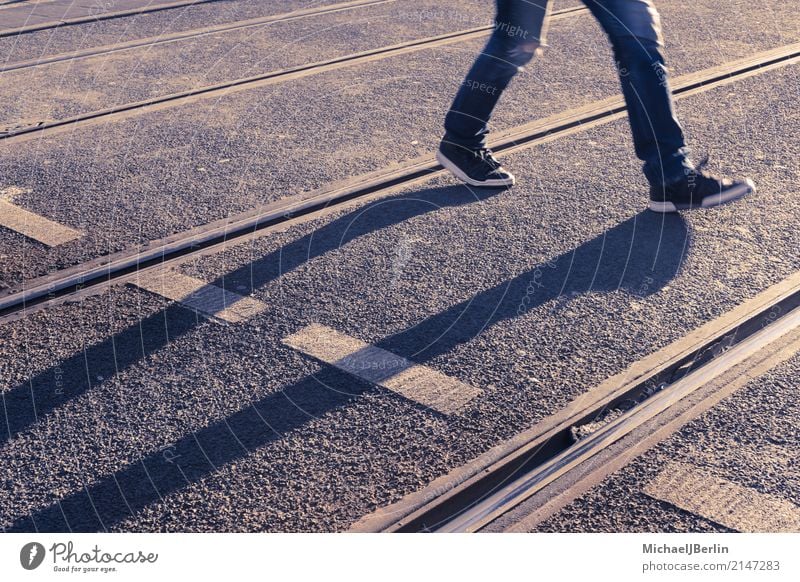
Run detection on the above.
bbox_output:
[443,0,693,186]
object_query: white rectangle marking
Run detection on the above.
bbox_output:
[644,461,800,532]
[282,324,482,415]
[133,270,267,323]
[0,200,82,246]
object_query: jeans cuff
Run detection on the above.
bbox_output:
[644,147,693,185]
[441,130,487,151]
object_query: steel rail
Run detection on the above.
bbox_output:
[1,42,798,319]
[0,0,221,38]
[0,6,588,140]
[0,0,399,73]
[437,304,800,532]
[352,268,800,532]
[0,1,36,9]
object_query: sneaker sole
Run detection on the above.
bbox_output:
[648,179,756,213]
[436,150,516,188]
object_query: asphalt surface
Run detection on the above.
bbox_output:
[0,0,353,59]
[0,0,585,128]
[0,0,217,32]
[1,0,798,288]
[531,350,800,533]
[1,58,798,531]
[0,0,500,127]
[1,0,793,128]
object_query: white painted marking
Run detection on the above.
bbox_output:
[133,269,267,323]
[0,186,82,246]
[644,461,800,532]
[282,323,481,415]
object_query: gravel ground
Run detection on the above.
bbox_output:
[0,0,354,61]
[533,350,800,532]
[1,0,797,287]
[0,1,585,64]
[0,62,798,532]
[0,0,218,30]
[0,0,495,127]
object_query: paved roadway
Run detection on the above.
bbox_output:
[0,0,512,127]
[0,0,798,532]
[0,0,217,32]
[1,0,797,287]
[530,350,800,532]
[0,0,587,127]
[0,0,348,38]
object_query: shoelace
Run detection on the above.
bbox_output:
[473,148,502,170]
[683,155,731,193]
[683,154,719,181]
[693,154,711,175]
[679,155,713,184]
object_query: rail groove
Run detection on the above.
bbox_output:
[0,6,588,140]
[1,42,798,319]
[440,305,800,532]
[0,0,220,38]
[0,0,398,73]
[352,270,800,532]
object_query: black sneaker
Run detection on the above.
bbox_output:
[436,141,515,187]
[649,159,755,213]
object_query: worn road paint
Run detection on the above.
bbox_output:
[133,269,267,323]
[283,323,482,414]
[0,187,82,247]
[644,461,800,532]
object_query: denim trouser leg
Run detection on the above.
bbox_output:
[583,0,692,185]
[443,0,551,150]
[443,0,692,185]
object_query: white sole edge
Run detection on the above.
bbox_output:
[436,150,515,188]
[649,179,756,213]
[648,200,679,213]
[700,180,756,207]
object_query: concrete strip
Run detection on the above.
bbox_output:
[0,199,82,247]
[644,461,800,533]
[132,270,267,323]
[283,323,482,414]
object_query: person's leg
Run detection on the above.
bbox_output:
[584,0,754,211]
[443,0,552,150]
[582,0,691,186]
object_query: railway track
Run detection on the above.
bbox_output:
[1,2,798,539]
[0,0,399,73]
[0,0,221,38]
[1,40,798,322]
[0,5,589,140]
[351,273,800,532]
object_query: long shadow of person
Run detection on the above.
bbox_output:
[210,184,502,293]
[376,210,689,362]
[5,208,688,532]
[0,184,496,448]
